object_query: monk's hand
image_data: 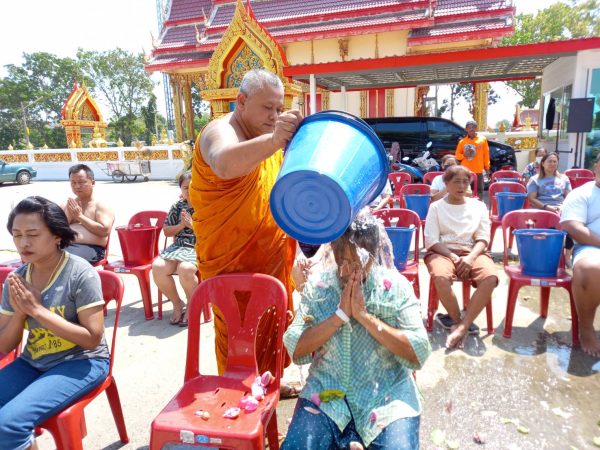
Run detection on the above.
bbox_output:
[181,210,193,228]
[271,110,303,150]
[8,273,42,318]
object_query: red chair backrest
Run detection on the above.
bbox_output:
[374,208,421,264]
[488,181,527,216]
[569,176,595,189]
[0,266,14,297]
[422,171,443,186]
[185,273,288,383]
[491,170,522,183]
[128,211,168,259]
[565,168,594,179]
[400,183,431,196]
[500,209,561,267]
[98,270,125,375]
[388,172,411,194]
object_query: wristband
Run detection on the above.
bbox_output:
[335,308,350,324]
[542,204,548,210]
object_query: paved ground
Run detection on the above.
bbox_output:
[1,180,600,450]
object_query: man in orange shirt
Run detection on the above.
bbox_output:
[455,120,489,198]
[190,69,302,389]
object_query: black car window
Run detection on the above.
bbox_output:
[373,121,426,152]
[427,120,464,145]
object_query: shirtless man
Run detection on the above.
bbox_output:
[63,164,115,265]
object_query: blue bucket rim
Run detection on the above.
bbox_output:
[513,228,566,236]
[292,110,389,202]
[496,192,527,197]
[385,226,416,233]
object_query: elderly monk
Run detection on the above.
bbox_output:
[191,69,303,380]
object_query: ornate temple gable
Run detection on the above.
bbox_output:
[201,0,301,118]
[60,82,107,148]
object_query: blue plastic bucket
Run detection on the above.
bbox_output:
[496,192,527,219]
[270,110,388,244]
[497,177,521,183]
[385,226,415,270]
[514,228,565,277]
[404,194,431,220]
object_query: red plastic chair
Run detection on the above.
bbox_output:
[398,183,430,244]
[105,211,167,320]
[37,270,129,448]
[487,181,528,250]
[93,233,111,268]
[491,169,523,184]
[374,208,422,298]
[564,168,593,179]
[500,210,579,344]
[388,172,412,206]
[156,236,212,322]
[150,273,288,450]
[422,171,443,186]
[0,266,20,368]
[426,277,494,334]
[568,175,595,188]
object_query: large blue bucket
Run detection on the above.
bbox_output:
[514,229,565,277]
[496,192,527,219]
[404,194,431,220]
[385,226,415,270]
[270,110,388,244]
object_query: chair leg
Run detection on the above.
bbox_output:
[135,270,154,320]
[486,299,494,334]
[413,276,421,300]
[266,410,280,450]
[46,413,85,450]
[426,280,438,332]
[503,281,521,338]
[105,378,130,443]
[540,286,550,318]
[567,288,580,347]
[157,289,163,320]
[202,302,213,323]
[488,223,497,250]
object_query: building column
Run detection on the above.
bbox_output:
[309,74,316,115]
[170,76,185,142]
[341,86,347,111]
[183,80,194,140]
[472,82,490,130]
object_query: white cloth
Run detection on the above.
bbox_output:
[370,180,393,207]
[430,175,445,192]
[560,181,600,250]
[424,197,490,251]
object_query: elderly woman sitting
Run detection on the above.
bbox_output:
[282,211,430,450]
[424,165,498,349]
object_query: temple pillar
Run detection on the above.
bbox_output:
[183,79,195,140]
[414,86,429,117]
[170,76,185,142]
[472,82,490,129]
[386,89,394,117]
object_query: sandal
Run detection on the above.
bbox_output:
[178,307,188,327]
[279,382,302,399]
[170,304,185,325]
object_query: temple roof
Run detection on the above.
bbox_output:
[147,0,514,72]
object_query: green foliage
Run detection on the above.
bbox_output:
[0,49,156,149]
[438,84,499,120]
[502,0,600,106]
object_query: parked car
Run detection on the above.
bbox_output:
[0,159,37,185]
[364,117,517,176]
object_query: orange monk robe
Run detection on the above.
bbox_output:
[190,136,297,375]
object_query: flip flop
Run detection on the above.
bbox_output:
[178,307,188,327]
[279,382,302,399]
[170,305,185,325]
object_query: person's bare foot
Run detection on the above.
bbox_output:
[580,329,600,357]
[446,323,468,349]
[169,300,185,325]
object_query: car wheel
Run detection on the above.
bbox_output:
[16,171,31,185]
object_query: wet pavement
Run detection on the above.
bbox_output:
[1,181,600,450]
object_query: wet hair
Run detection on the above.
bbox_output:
[539,152,560,179]
[441,154,457,168]
[465,120,478,129]
[332,215,380,261]
[7,196,76,249]
[68,164,95,180]
[535,147,548,156]
[443,164,472,183]
[178,171,192,187]
[239,69,283,97]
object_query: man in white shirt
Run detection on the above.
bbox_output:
[560,153,600,357]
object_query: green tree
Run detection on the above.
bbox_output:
[438,84,500,120]
[501,0,600,107]
[77,48,155,144]
[141,94,158,144]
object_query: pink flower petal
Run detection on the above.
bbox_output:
[223,407,240,419]
[383,279,392,290]
[370,411,378,423]
[316,281,326,288]
[251,379,266,398]
[310,392,321,407]
[260,371,274,387]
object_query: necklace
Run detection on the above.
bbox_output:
[31,251,65,289]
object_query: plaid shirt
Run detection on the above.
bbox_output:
[284,267,430,446]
